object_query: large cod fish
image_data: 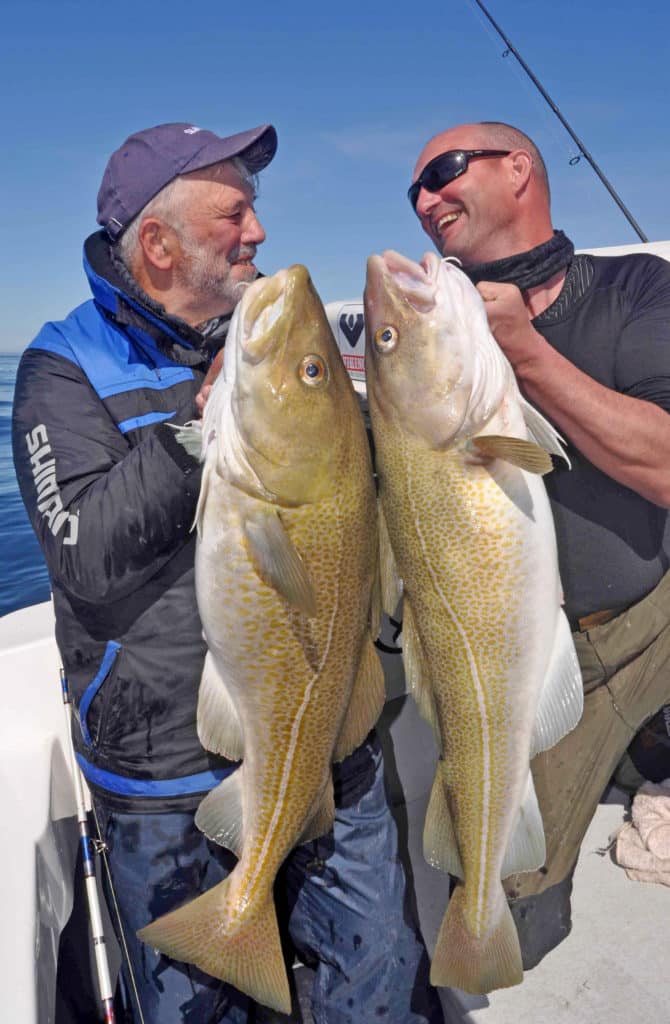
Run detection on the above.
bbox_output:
[138,265,385,1013]
[364,250,583,995]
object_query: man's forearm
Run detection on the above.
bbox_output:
[513,335,670,508]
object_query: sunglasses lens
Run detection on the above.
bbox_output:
[426,151,464,191]
[409,150,510,212]
[409,151,465,209]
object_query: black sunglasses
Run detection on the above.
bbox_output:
[408,149,512,211]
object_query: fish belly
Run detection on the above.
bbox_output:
[139,474,377,1012]
[197,478,370,868]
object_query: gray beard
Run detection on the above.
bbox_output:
[177,236,257,312]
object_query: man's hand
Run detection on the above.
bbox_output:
[196,348,225,417]
[476,280,670,506]
[476,280,541,371]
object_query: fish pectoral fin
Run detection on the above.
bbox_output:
[423,761,464,879]
[165,420,203,459]
[403,599,440,738]
[299,777,335,844]
[530,609,584,757]
[520,397,571,468]
[137,876,292,1015]
[501,770,546,877]
[333,635,385,762]
[195,767,244,856]
[243,508,318,617]
[379,499,403,615]
[197,652,244,761]
[431,884,523,994]
[469,435,554,475]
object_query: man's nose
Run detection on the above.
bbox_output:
[414,187,441,220]
[243,210,266,246]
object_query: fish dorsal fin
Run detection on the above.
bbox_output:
[197,651,244,762]
[402,599,441,739]
[423,760,464,879]
[193,453,215,536]
[530,609,584,757]
[501,769,546,877]
[463,304,514,430]
[194,767,244,857]
[520,397,571,468]
[243,508,318,617]
[470,435,554,475]
[298,777,335,844]
[378,499,403,615]
[178,419,212,536]
[333,634,386,762]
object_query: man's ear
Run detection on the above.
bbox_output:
[138,217,177,271]
[509,149,533,194]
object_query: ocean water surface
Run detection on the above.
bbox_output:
[0,353,51,617]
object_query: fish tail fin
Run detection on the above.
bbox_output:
[137,876,291,1014]
[430,884,523,995]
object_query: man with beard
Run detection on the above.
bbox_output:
[13,123,443,1024]
[409,120,670,964]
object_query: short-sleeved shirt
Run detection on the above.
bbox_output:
[534,252,670,620]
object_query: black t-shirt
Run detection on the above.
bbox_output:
[534,252,670,619]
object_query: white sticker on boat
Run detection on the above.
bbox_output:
[325,301,367,382]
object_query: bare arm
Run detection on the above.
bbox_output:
[477,280,670,508]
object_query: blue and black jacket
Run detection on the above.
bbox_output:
[12,231,236,811]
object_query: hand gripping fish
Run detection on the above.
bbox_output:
[364,250,583,995]
[138,265,385,1014]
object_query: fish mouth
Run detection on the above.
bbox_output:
[369,250,438,314]
[240,265,313,366]
[239,269,290,365]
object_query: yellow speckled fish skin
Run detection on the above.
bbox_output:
[138,266,383,1014]
[364,251,582,995]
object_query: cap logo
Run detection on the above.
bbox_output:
[183,126,201,135]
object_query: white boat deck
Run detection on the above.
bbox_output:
[2,601,668,1023]
[456,792,667,1024]
[386,695,669,1024]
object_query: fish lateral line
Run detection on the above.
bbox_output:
[246,582,341,891]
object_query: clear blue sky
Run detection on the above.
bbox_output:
[2,0,669,353]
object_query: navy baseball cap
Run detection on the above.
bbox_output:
[97,121,278,240]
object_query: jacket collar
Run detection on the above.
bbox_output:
[83,231,229,366]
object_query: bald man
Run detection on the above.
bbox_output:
[410,121,670,963]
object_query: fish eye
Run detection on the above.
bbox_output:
[374,325,398,353]
[299,354,328,387]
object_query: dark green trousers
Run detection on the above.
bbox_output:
[505,569,670,900]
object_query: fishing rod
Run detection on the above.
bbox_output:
[470,0,649,243]
[60,668,117,1024]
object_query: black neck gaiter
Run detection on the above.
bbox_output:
[462,229,575,291]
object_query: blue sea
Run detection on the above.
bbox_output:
[0,353,51,617]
